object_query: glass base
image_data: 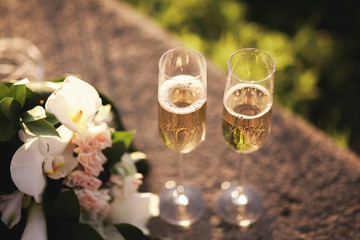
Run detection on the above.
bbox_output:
[214,185,263,227]
[159,184,205,227]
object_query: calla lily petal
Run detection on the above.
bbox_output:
[14,78,29,85]
[45,76,102,133]
[21,202,47,240]
[11,126,74,203]
[47,144,78,180]
[44,125,74,155]
[10,138,46,203]
[107,192,159,235]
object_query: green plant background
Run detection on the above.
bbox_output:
[123,0,360,154]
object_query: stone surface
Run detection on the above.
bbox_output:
[1,0,360,239]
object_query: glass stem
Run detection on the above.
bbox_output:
[238,154,247,187]
[232,154,248,205]
[177,153,185,193]
[173,152,189,206]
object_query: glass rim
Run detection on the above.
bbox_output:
[159,46,207,80]
[227,48,275,83]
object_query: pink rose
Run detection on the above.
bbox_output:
[75,188,111,217]
[72,124,112,152]
[76,151,106,176]
[63,170,102,191]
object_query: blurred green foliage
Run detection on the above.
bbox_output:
[123,0,360,154]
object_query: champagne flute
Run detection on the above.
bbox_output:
[158,47,207,226]
[215,48,275,226]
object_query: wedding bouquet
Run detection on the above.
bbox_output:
[0,76,159,240]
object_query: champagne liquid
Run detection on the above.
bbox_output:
[158,75,206,153]
[222,84,272,153]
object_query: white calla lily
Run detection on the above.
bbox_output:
[21,202,47,240]
[10,139,46,203]
[10,126,76,203]
[46,144,79,180]
[45,76,102,133]
[107,192,159,235]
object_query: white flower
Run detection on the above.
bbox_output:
[10,126,77,203]
[21,202,47,240]
[14,78,29,86]
[107,192,159,235]
[114,153,140,177]
[110,175,142,200]
[107,151,158,234]
[109,153,144,200]
[0,190,24,228]
[45,76,102,133]
[18,129,35,143]
[93,104,113,126]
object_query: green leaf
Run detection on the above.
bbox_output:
[0,97,21,120]
[0,84,9,100]
[23,87,43,111]
[0,112,18,142]
[21,106,47,122]
[23,119,60,137]
[9,82,26,107]
[45,112,60,126]
[99,92,125,131]
[102,131,135,168]
[50,189,80,222]
[112,131,135,149]
[48,222,103,240]
[103,141,127,168]
[48,76,66,83]
[42,178,64,219]
[115,223,147,240]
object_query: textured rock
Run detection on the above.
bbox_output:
[1,0,359,239]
